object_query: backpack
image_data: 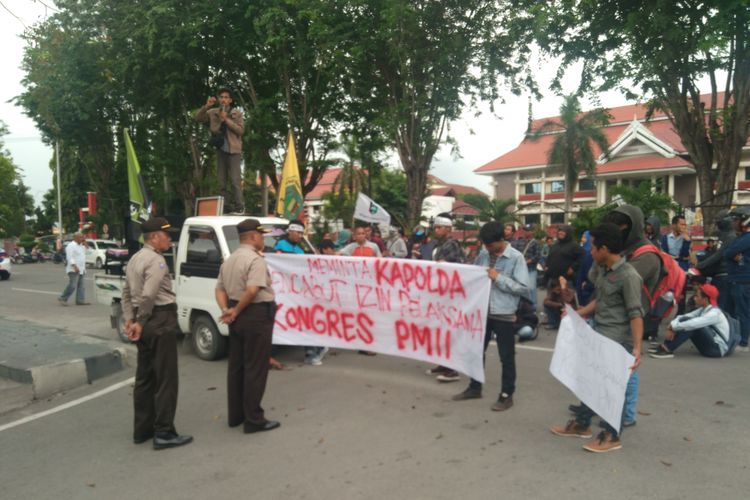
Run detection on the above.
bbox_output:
[722,311,741,356]
[629,244,687,319]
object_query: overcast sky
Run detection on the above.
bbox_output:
[1,1,634,207]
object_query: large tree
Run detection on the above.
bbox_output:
[0,123,35,237]
[531,95,610,223]
[530,0,750,226]
[346,0,535,228]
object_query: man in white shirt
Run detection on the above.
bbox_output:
[649,283,734,358]
[58,233,89,306]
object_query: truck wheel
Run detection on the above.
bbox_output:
[95,257,103,269]
[191,315,227,360]
[113,302,130,343]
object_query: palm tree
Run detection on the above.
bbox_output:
[531,95,610,223]
[464,196,517,223]
[332,134,368,196]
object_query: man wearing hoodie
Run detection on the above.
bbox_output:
[544,225,585,286]
[602,205,662,426]
[644,216,661,247]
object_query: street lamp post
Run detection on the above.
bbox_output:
[56,140,63,246]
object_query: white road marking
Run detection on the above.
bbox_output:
[517,344,554,353]
[0,377,134,433]
[11,287,60,296]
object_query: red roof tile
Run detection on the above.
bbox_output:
[596,154,692,174]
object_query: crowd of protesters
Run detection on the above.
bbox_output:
[219,205,747,455]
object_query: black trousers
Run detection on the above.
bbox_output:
[133,308,179,438]
[469,318,516,396]
[227,301,274,426]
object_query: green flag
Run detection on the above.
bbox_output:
[124,128,151,238]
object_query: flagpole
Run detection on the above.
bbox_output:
[56,140,63,243]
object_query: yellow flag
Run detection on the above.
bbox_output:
[276,131,304,219]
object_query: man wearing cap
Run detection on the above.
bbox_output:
[215,218,281,434]
[196,87,245,213]
[649,284,738,359]
[426,213,466,382]
[274,220,328,365]
[122,217,193,450]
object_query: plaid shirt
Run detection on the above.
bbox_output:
[511,237,541,268]
[433,237,466,264]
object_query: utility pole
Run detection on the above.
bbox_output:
[56,140,63,245]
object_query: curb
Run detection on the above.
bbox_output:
[0,347,130,400]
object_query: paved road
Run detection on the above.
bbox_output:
[1,264,749,499]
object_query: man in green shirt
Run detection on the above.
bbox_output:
[550,222,643,453]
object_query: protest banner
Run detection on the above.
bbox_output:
[266,254,490,382]
[549,306,635,431]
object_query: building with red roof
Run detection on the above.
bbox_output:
[474,94,750,227]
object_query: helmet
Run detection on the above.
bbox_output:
[715,208,734,232]
[729,206,750,227]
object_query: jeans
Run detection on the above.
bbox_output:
[527,268,538,308]
[60,272,85,304]
[729,283,750,346]
[468,319,516,396]
[665,327,722,357]
[544,306,561,328]
[622,370,639,425]
[217,151,244,212]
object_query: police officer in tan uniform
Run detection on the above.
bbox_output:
[215,218,280,434]
[123,217,193,450]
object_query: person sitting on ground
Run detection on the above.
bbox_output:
[649,283,738,359]
[543,277,576,329]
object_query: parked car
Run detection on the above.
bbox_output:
[0,250,12,280]
[85,239,122,269]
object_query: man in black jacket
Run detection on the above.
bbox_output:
[544,225,584,286]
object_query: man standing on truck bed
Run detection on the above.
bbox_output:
[215,218,281,434]
[195,86,245,214]
[122,217,193,450]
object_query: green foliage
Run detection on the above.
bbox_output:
[609,181,679,224]
[460,195,517,223]
[0,123,35,237]
[322,190,355,228]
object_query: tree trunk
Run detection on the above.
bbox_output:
[564,187,573,224]
[403,160,429,230]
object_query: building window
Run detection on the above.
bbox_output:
[550,213,565,224]
[578,178,595,190]
[550,180,565,193]
[524,182,541,194]
[744,168,750,181]
[524,214,540,225]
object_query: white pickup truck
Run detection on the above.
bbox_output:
[94,215,314,360]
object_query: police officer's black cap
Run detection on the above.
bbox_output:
[237,218,269,234]
[141,217,171,234]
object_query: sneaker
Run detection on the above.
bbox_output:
[436,370,460,383]
[647,345,662,354]
[737,345,750,353]
[550,419,593,438]
[452,388,482,401]
[425,365,451,376]
[649,340,660,347]
[491,393,513,411]
[309,347,329,366]
[582,431,622,453]
[58,297,68,306]
[649,345,674,359]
